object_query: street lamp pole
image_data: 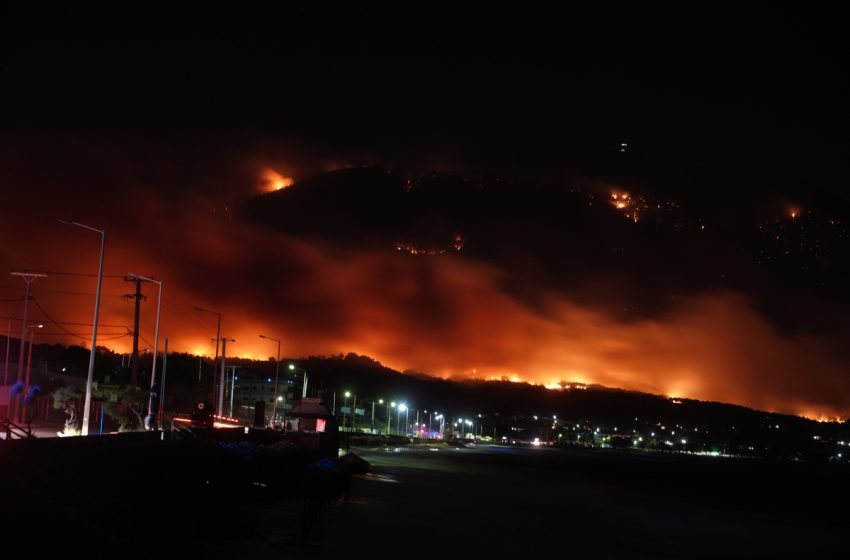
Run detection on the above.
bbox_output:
[288,364,308,399]
[259,334,282,427]
[398,403,407,435]
[58,219,104,437]
[343,391,350,431]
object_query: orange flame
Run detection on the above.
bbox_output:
[260,168,294,192]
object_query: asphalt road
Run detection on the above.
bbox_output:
[316,444,848,559]
[4,437,846,558]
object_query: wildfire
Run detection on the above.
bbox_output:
[260,168,294,192]
[610,191,643,223]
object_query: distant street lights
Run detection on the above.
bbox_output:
[259,334,282,427]
[59,218,105,436]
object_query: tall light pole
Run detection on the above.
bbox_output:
[194,306,221,406]
[398,403,407,435]
[259,334,282,427]
[59,219,104,436]
[288,364,308,399]
[343,391,351,431]
[128,273,162,429]
[388,401,394,435]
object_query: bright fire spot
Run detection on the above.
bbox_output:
[260,168,294,192]
[609,191,643,222]
[788,207,801,219]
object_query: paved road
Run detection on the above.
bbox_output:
[315,443,848,559]
[4,437,845,558]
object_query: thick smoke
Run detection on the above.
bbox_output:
[1,146,848,420]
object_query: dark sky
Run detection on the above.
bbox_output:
[1,5,849,419]
[2,4,848,184]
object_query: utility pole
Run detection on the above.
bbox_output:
[10,272,48,386]
[4,316,13,385]
[123,275,145,386]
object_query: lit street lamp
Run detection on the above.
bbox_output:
[288,364,308,399]
[398,403,408,435]
[59,218,105,436]
[344,391,351,431]
[259,334,282,427]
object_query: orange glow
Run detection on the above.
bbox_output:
[788,207,801,219]
[260,168,294,192]
[3,185,848,422]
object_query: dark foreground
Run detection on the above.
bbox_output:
[2,436,847,558]
[335,444,848,559]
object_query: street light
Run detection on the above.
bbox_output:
[344,391,351,431]
[128,273,162,430]
[59,218,105,436]
[288,364,308,398]
[398,403,408,435]
[259,334,282,427]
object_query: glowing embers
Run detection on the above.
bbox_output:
[394,233,465,256]
[609,191,648,223]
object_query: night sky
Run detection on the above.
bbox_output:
[1,6,848,419]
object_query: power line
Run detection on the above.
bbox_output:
[0,315,130,329]
[30,297,94,341]
[32,288,126,298]
[46,270,126,279]
[20,331,130,340]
